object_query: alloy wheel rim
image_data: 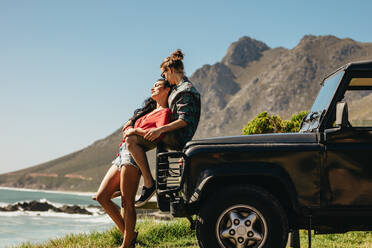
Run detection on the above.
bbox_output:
[216,204,268,248]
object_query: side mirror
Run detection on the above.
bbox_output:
[335,101,349,128]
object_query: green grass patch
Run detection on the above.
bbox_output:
[135,218,197,247]
[15,218,372,248]
[16,218,198,248]
[296,230,372,248]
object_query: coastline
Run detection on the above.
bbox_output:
[0,186,148,201]
[0,186,96,196]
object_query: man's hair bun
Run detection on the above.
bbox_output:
[160,49,185,75]
[171,49,184,61]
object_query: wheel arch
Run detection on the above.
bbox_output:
[189,163,300,227]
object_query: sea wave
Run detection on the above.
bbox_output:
[0,199,105,217]
[0,186,96,196]
[0,209,107,218]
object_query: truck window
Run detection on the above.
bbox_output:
[344,89,372,127]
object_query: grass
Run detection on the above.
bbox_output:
[16,218,198,248]
[16,218,372,248]
[296,230,372,248]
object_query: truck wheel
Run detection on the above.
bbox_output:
[196,185,288,248]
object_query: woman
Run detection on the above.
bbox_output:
[95,79,172,248]
[126,49,201,207]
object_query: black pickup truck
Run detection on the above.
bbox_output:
[155,61,372,248]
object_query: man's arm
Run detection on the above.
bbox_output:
[144,119,187,141]
[124,127,148,137]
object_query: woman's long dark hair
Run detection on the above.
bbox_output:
[128,79,172,126]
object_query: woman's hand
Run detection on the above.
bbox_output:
[125,128,137,136]
[122,120,133,140]
[122,120,131,132]
[122,127,136,140]
[144,127,163,142]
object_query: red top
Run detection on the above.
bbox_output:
[121,108,172,146]
[134,108,172,131]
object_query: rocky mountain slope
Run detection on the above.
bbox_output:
[190,35,372,138]
[1,35,372,192]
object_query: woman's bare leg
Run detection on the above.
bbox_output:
[125,135,154,188]
[120,164,141,248]
[96,165,125,234]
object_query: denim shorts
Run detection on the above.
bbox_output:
[112,142,138,171]
[112,136,158,171]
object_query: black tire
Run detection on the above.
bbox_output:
[196,185,288,248]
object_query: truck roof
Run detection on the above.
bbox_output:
[324,60,372,82]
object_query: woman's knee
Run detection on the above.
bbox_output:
[125,135,138,149]
[96,192,110,204]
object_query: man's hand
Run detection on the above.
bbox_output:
[144,127,163,142]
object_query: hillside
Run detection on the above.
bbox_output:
[0,129,122,191]
[190,35,372,138]
[1,35,372,192]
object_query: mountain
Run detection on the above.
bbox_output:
[1,35,372,192]
[190,35,372,138]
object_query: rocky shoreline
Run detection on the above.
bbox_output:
[0,199,173,219]
[0,200,94,215]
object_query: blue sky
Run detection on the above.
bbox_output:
[1,0,372,174]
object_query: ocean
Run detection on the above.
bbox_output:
[0,187,121,248]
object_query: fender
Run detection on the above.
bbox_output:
[188,162,301,213]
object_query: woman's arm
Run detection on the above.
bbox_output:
[122,120,132,131]
[122,127,134,140]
